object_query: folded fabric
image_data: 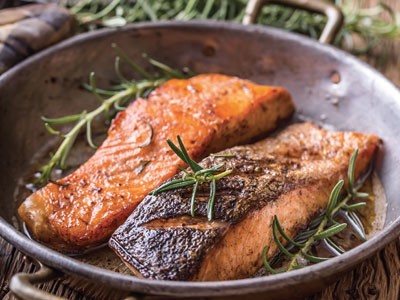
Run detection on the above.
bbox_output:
[0,3,76,74]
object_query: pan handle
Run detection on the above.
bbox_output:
[10,262,143,300]
[243,0,344,44]
[10,263,64,300]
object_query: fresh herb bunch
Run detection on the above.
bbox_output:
[338,0,400,54]
[37,45,187,184]
[263,149,369,273]
[65,0,400,54]
[151,136,233,221]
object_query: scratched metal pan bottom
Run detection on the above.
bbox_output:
[1,21,400,299]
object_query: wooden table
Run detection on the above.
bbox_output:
[1,1,399,299]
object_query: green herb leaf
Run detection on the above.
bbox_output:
[314,223,347,240]
[102,16,127,27]
[301,251,329,263]
[178,165,191,175]
[83,83,119,96]
[36,48,187,183]
[190,181,199,217]
[177,135,202,172]
[207,179,216,221]
[211,169,233,180]
[194,164,224,176]
[151,178,196,194]
[114,57,129,84]
[167,139,190,166]
[354,192,369,198]
[44,123,62,136]
[341,210,367,241]
[144,54,186,79]
[86,120,97,149]
[274,216,304,248]
[348,149,358,193]
[41,114,82,125]
[112,43,153,79]
[150,136,232,221]
[265,148,371,273]
[89,72,104,104]
[323,238,345,256]
[344,202,367,210]
[272,218,294,258]
[262,246,278,274]
[326,179,344,218]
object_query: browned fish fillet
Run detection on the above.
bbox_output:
[109,122,380,281]
[18,74,294,253]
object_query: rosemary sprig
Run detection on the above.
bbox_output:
[39,86,135,183]
[151,136,232,220]
[37,46,187,184]
[263,149,369,273]
[66,0,400,54]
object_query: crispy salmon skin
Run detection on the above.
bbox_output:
[18,74,294,253]
[109,122,380,281]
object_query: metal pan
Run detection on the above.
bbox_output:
[1,0,400,299]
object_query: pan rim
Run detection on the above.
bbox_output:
[1,20,400,296]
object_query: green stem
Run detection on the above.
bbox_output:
[287,192,353,271]
[80,0,122,24]
[38,86,136,183]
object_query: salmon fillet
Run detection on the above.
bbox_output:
[18,74,294,253]
[109,122,380,281]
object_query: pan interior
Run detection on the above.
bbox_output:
[0,22,399,296]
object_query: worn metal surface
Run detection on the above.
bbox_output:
[0,17,399,300]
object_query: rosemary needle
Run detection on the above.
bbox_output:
[39,86,136,183]
[37,48,187,184]
[263,149,370,274]
[151,135,232,220]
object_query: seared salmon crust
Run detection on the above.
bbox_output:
[109,122,380,281]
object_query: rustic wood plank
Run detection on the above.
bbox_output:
[1,1,399,299]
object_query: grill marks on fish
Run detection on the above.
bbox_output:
[18,74,294,253]
[109,123,380,281]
